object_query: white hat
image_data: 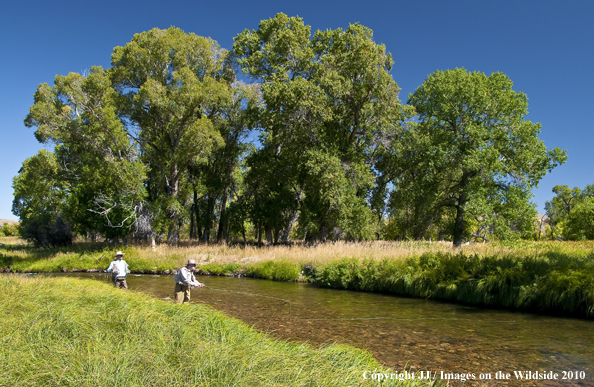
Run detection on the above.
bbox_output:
[115,251,125,256]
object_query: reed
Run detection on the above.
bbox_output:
[0,276,434,387]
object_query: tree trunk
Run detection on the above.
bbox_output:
[194,192,203,240]
[265,225,273,245]
[278,188,303,242]
[202,196,215,244]
[241,221,247,246]
[217,191,228,243]
[168,228,179,246]
[165,166,181,246]
[453,174,469,248]
[189,203,196,239]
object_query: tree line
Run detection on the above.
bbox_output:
[12,14,568,248]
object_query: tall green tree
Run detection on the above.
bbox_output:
[12,150,73,247]
[398,68,566,247]
[189,82,261,243]
[24,68,147,240]
[234,13,408,242]
[110,27,230,243]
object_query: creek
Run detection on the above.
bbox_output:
[54,273,593,386]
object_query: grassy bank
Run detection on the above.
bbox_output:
[2,238,594,317]
[317,252,594,317]
[2,238,593,274]
[0,276,432,386]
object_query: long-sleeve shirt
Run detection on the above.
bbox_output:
[107,260,130,278]
[174,266,201,287]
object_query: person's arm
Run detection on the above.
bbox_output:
[190,272,204,287]
[106,262,114,273]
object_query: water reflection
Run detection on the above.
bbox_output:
[57,273,594,386]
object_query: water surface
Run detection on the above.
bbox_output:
[57,273,593,386]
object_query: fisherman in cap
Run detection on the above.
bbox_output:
[174,259,204,304]
[106,251,130,289]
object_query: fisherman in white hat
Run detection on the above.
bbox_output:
[106,251,130,289]
[174,259,204,304]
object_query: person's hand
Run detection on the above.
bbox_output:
[198,283,205,287]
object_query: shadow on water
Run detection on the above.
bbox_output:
[54,273,593,386]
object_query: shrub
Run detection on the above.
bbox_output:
[244,260,301,281]
[21,215,73,248]
[1,223,18,237]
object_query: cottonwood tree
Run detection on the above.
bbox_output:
[234,13,408,242]
[398,68,566,247]
[23,28,241,245]
[24,68,147,241]
[110,27,230,244]
[188,82,261,243]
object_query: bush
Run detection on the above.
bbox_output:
[0,223,18,237]
[21,215,73,248]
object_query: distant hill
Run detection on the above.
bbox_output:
[0,219,19,226]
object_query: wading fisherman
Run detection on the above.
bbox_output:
[106,251,130,289]
[174,259,204,304]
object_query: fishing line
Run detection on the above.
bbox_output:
[203,286,516,323]
[290,317,517,323]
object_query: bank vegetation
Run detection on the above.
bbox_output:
[2,239,593,318]
[0,275,438,386]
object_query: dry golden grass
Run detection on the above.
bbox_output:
[3,237,593,274]
[128,239,578,267]
[0,236,27,245]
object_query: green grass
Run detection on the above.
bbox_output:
[2,239,594,317]
[198,262,241,276]
[316,252,594,317]
[244,260,301,282]
[0,276,434,387]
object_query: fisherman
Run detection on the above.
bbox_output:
[174,259,204,304]
[106,251,130,289]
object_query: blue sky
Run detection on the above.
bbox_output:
[1,0,592,220]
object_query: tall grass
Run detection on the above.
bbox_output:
[316,251,594,317]
[2,238,594,317]
[0,276,433,386]
[3,238,593,273]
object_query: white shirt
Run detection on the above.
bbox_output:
[107,259,130,278]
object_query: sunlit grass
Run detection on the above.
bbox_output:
[3,238,593,274]
[2,239,593,317]
[0,276,433,386]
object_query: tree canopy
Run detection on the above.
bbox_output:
[390,68,566,246]
[15,16,572,246]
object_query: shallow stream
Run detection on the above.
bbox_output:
[55,273,593,386]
